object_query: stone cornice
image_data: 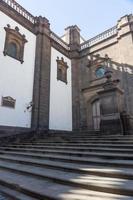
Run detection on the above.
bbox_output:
[0,0,35,34]
[51,39,70,58]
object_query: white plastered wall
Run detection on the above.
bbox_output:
[0,11,36,128]
[49,47,72,131]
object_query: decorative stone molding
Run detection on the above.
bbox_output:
[34,16,50,35]
[1,96,16,108]
[3,24,27,63]
[56,57,68,84]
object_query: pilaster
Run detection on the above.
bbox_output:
[67,25,81,130]
[31,16,51,131]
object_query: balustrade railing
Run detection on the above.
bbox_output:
[51,32,70,50]
[2,0,117,52]
[1,0,70,50]
[81,26,117,50]
[1,0,35,24]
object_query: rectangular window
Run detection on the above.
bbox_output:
[56,57,68,84]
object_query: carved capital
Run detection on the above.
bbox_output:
[34,16,50,35]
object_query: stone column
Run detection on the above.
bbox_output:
[31,16,51,131]
[67,25,81,130]
[98,70,124,134]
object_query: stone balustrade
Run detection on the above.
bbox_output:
[1,0,70,50]
[1,0,118,52]
[51,31,70,50]
[2,0,35,24]
[81,26,117,50]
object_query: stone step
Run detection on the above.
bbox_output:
[63,135,133,139]
[0,160,133,197]
[63,140,133,143]
[0,193,11,200]
[21,140,133,144]
[35,135,133,140]
[1,133,133,199]
[0,168,132,200]
[33,133,107,137]
[8,143,133,149]
[2,146,133,154]
[36,137,133,142]
[0,148,133,160]
[0,150,133,168]
[0,154,133,180]
[42,137,133,141]
[34,134,131,139]
[0,185,37,200]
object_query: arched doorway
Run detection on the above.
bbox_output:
[92,99,100,130]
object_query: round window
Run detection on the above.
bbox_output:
[95,67,105,78]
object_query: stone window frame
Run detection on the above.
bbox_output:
[56,57,68,84]
[1,96,16,109]
[3,24,27,64]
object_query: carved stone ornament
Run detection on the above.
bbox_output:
[2,96,16,108]
[3,24,28,63]
[56,57,68,84]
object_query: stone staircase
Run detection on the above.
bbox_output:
[0,132,133,199]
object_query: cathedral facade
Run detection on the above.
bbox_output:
[0,0,133,134]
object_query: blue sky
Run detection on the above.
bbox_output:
[18,0,133,39]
